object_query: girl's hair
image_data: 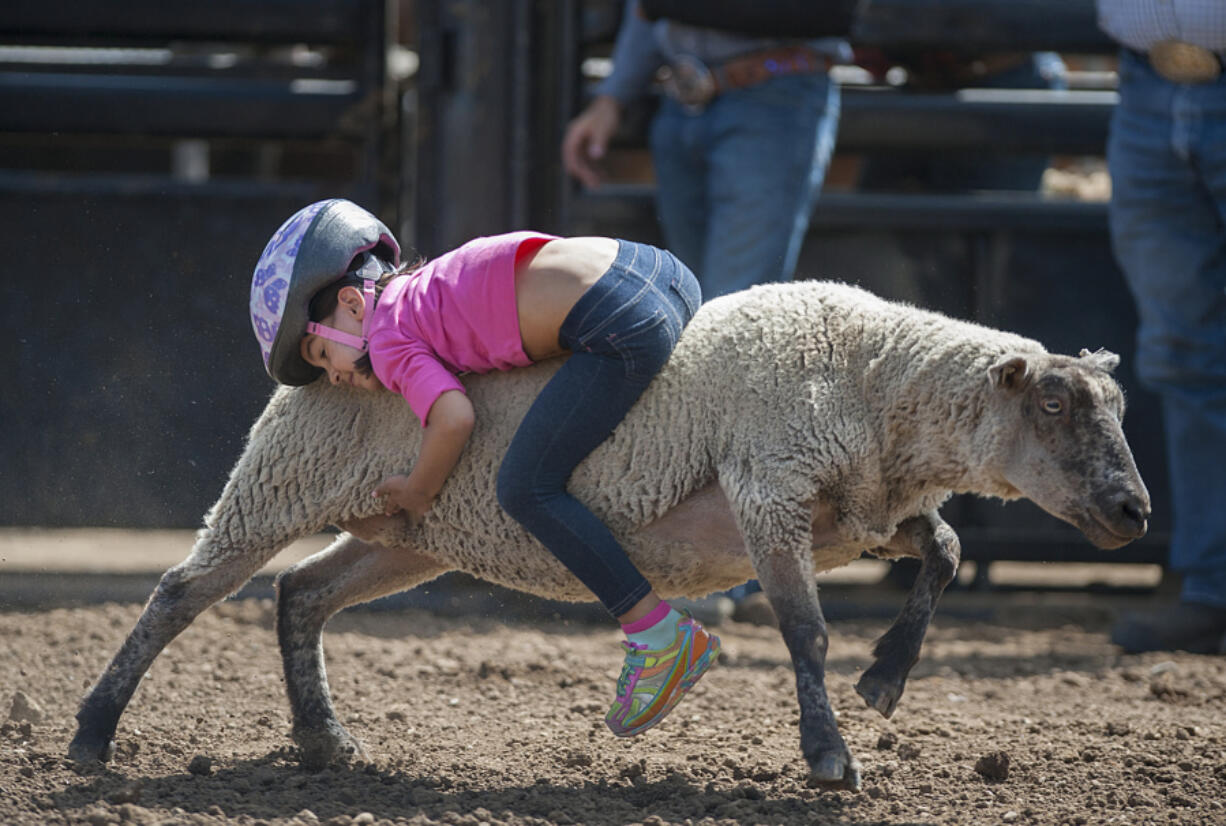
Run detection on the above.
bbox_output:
[308,255,424,375]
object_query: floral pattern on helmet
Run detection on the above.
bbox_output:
[249,199,338,371]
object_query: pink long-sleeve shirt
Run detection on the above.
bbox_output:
[367,231,557,424]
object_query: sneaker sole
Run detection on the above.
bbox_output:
[607,634,721,738]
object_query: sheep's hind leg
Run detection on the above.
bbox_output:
[737,499,862,792]
[855,511,960,719]
[69,531,288,764]
[276,525,448,770]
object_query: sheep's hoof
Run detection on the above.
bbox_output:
[293,722,368,771]
[67,727,116,765]
[807,753,862,792]
[854,669,904,719]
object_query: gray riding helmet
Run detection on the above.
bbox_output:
[250,198,401,385]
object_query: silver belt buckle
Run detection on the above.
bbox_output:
[1148,40,1221,84]
[665,54,716,112]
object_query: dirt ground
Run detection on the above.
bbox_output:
[3,589,1226,826]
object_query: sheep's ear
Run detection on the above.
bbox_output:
[1078,347,1120,373]
[989,355,1031,392]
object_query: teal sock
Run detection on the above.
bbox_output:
[624,605,683,650]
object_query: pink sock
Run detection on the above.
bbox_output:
[621,600,672,635]
[622,601,683,650]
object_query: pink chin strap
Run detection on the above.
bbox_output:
[305,279,377,352]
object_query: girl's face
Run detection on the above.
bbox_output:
[299,286,384,391]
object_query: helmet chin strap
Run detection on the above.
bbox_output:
[306,278,377,352]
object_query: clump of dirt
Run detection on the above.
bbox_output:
[973,750,1010,781]
[2,595,1226,825]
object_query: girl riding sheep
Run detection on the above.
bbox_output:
[249,198,719,737]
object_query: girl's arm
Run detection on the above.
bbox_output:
[373,389,475,520]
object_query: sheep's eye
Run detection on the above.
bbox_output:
[1041,397,1063,415]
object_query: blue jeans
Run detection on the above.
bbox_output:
[496,240,702,617]
[649,71,840,299]
[1107,49,1226,608]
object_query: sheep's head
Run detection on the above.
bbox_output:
[989,349,1150,549]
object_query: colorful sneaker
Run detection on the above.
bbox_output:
[605,614,720,737]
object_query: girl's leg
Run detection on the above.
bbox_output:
[497,240,698,616]
[496,240,716,736]
[497,346,656,616]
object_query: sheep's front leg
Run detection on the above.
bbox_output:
[855,511,960,719]
[737,499,862,792]
[276,522,448,769]
[69,531,289,763]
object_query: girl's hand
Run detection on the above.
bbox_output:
[372,390,475,524]
[373,475,434,521]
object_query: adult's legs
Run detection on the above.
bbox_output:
[650,73,839,299]
[703,74,838,298]
[1107,51,1226,651]
[649,104,709,283]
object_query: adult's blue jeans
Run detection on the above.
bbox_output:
[1107,49,1226,608]
[649,71,840,299]
[496,240,701,617]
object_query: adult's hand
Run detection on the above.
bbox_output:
[561,95,622,189]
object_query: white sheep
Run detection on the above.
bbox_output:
[69,281,1150,791]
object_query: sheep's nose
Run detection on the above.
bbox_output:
[1114,494,1150,538]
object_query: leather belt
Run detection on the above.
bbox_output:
[1141,40,1223,84]
[663,46,830,111]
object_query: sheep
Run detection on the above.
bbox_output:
[68,280,1150,791]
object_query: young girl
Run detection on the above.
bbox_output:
[250,198,719,737]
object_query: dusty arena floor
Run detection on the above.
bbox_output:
[3,586,1226,826]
